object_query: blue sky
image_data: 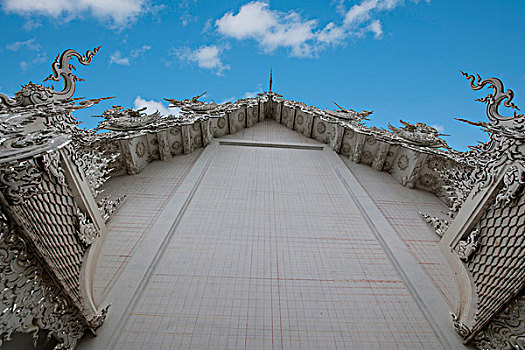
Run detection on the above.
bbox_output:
[0,0,523,150]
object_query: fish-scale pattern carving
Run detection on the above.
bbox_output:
[0,209,88,349]
[467,193,525,335]
[15,171,84,305]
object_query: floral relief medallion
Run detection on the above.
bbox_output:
[317,121,326,134]
[341,143,352,155]
[171,142,182,152]
[397,154,409,170]
[426,155,446,171]
[193,135,201,145]
[217,117,227,129]
[135,141,146,158]
[362,151,373,160]
[238,112,245,123]
[420,173,438,188]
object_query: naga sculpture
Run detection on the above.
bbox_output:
[325,101,373,125]
[165,91,218,113]
[96,106,166,131]
[0,47,101,108]
[460,71,524,128]
[388,120,450,148]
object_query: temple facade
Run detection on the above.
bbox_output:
[0,48,524,349]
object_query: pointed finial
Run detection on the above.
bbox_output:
[269,67,273,92]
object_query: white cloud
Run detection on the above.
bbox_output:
[134,96,180,116]
[216,2,277,40]
[215,0,427,56]
[6,38,46,71]
[219,96,236,105]
[177,1,195,27]
[22,18,41,30]
[217,85,264,104]
[109,51,130,66]
[318,22,346,44]
[20,52,47,72]
[216,1,317,57]
[202,18,213,33]
[6,38,40,51]
[343,0,377,26]
[367,19,383,39]
[130,45,151,58]
[169,45,230,76]
[243,84,263,98]
[431,124,445,133]
[110,45,151,66]
[1,0,147,27]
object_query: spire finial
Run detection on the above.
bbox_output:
[269,67,273,92]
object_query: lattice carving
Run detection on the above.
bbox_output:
[465,195,525,337]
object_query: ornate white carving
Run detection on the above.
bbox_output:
[42,150,66,184]
[473,291,525,350]
[97,106,168,131]
[419,211,449,237]
[76,208,98,245]
[97,195,126,223]
[402,154,425,189]
[460,71,523,126]
[454,73,525,201]
[0,160,42,205]
[0,210,88,349]
[165,91,218,113]
[451,313,472,338]
[455,228,479,262]
[495,165,525,205]
[0,47,100,108]
[325,101,372,126]
[388,120,449,148]
[0,47,113,347]
[440,73,525,344]
[438,162,475,218]
[67,145,117,197]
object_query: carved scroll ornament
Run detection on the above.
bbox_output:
[0,47,100,108]
[455,228,479,262]
[461,71,524,128]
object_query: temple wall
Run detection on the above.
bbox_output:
[82,121,466,349]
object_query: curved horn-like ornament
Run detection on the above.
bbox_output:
[0,47,100,108]
[461,71,523,125]
[44,46,101,101]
